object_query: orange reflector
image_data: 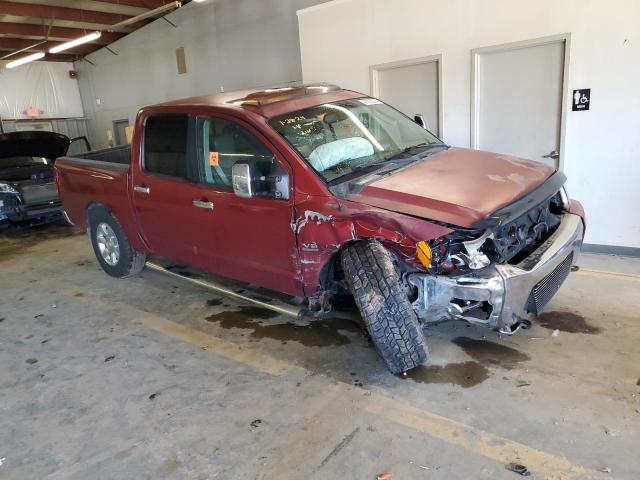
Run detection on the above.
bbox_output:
[416,241,432,268]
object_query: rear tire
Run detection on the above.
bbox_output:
[88,206,146,278]
[341,240,428,374]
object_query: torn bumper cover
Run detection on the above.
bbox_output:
[408,213,584,333]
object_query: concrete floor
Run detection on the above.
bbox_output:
[0,225,638,480]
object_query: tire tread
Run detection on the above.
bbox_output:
[341,240,428,373]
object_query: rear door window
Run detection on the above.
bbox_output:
[143,115,190,179]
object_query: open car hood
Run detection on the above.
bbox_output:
[0,131,70,160]
[348,148,557,228]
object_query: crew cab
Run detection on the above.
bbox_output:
[55,84,585,374]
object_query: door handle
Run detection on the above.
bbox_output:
[542,150,559,160]
[134,185,150,194]
[192,199,214,210]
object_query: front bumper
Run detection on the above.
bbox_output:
[0,199,63,224]
[408,213,584,332]
[0,182,62,224]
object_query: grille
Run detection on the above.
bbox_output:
[526,252,573,315]
[487,191,563,264]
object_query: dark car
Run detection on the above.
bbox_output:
[0,131,89,228]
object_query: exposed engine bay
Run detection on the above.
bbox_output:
[427,189,566,276]
[0,131,73,227]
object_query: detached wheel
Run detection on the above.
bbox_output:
[88,206,146,278]
[341,240,428,374]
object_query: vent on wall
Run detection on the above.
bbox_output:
[176,47,187,75]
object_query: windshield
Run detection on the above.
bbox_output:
[0,156,48,168]
[268,98,444,183]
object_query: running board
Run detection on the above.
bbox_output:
[145,261,306,320]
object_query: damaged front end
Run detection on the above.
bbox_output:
[408,188,584,334]
[0,179,62,227]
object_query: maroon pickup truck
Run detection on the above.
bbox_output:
[55,84,585,374]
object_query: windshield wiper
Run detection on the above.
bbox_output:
[327,157,415,186]
[384,142,446,162]
[327,143,448,186]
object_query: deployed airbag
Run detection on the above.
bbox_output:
[308,137,373,171]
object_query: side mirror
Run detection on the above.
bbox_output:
[232,162,254,198]
[232,161,290,200]
[414,114,428,130]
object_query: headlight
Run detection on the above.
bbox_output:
[559,186,570,210]
[0,183,19,195]
[420,229,492,274]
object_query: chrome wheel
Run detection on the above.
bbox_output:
[95,222,120,266]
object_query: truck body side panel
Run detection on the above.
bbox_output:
[54,158,146,251]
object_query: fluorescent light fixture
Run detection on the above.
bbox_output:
[49,32,102,54]
[6,51,45,69]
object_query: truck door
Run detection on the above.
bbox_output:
[131,114,218,265]
[187,115,302,296]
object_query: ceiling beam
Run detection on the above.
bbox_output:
[42,52,84,62]
[92,0,172,8]
[0,1,139,26]
[0,22,125,44]
[0,37,100,55]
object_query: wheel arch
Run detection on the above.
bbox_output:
[86,201,148,252]
[314,235,416,296]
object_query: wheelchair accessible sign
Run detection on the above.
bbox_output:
[572,89,590,111]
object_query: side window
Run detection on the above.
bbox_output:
[144,115,189,178]
[197,117,274,188]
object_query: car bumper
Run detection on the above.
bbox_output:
[0,200,64,224]
[1,182,62,224]
[408,213,584,332]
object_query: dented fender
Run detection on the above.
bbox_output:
[293,196,453,296]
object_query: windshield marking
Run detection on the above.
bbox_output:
[268,98,445,185]
[322,103,384,151]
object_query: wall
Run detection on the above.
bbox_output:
[0,61,84,120]
[76,0,327,151]
[297,0,640,248]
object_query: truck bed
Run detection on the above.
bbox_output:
[54,145,140,245]
[73,144,131,165]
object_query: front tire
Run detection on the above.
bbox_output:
[88,206,146,278]
[341,240,429,374]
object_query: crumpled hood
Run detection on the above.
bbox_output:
[349,148,556,227]
[0,131,70,160]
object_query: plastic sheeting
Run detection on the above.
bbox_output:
[0,61,84,120]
